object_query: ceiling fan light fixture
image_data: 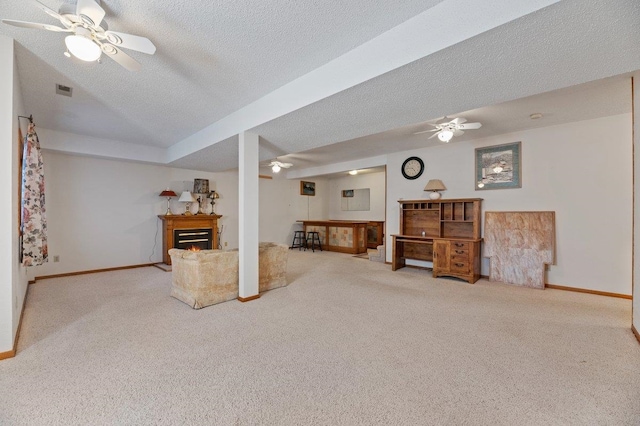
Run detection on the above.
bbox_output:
[65,32,101,61]
[437,130,454,142]
[349,170,358,175]
[272,164,281,173]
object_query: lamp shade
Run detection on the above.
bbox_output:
[178,191,196,202]
[208,191,220,199]
[424,179,446,191]
[159,189,177,197]
[193,179,210,194]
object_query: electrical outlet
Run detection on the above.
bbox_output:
[53,255,60,263]
[224,242,228,247]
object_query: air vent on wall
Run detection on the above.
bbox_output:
[56,84,73,97]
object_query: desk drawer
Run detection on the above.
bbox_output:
[451,248,469,258]
[403,241,433,261]
[451,241,469,250]
[451,260,470,273]
[452,254,470,264]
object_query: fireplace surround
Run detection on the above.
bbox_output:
[158,214,222,265]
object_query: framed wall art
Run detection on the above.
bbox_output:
[475,141,522,190]
[300,181,316,196]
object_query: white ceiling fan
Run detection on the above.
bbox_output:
[2,0,156,71]
[414,117,482,142]
[263,159,293,173]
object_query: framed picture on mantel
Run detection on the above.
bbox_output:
[475,141,522,190]
[300,181,316,196]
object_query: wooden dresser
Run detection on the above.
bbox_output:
[391,198,482,283]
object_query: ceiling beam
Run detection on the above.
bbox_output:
[166,0,561,163]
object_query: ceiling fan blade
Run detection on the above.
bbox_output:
[104,30,156,55]
[428,132,441,139]
[450,117,467,125]
[413,129,439,135]
[453,129,465,136]
[34,0,72,26]
[282,163,293,168]
[101,44,141,71]
[458,122,482,130]
[1,19,71,32]
[76,0,105,27]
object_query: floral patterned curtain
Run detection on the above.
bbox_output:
[21,123,48,266]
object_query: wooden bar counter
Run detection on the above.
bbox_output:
[299,220,368,254]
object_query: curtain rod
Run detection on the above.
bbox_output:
[18,115,33,123]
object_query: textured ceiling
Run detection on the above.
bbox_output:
[278,76,632,171]
[170,0,640,172]
[2,0,640,173]
[1,0,444,146]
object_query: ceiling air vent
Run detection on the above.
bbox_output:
[56,84,73,97]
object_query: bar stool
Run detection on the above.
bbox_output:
[306,231,323,252]
[290,230,307,250]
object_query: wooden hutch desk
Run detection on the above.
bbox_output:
[392,198,482,283]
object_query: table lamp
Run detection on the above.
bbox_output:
[159,189,177,215]
[424,179,446,200]
[208,190,220,214]
[178,191,196,215]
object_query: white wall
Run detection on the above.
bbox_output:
[328,171,385,221]
[33,152,169,276]
[0,35,14,353]
[11,37,27,345]
[167,167,239,249]
[633,75,639,333]
[259,175,329,245]
[30,150,330,277]
[32,152,241,276]
[0,35,28,354]
[386,114,633,295]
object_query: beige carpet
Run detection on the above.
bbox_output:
[1,250,639,425]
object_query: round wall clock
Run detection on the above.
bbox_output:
[401,156,424,180]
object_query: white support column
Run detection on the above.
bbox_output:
[238,131,260,301]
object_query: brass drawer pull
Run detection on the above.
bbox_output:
[455,263,465,267]
[454,243,465,247]
[455,250,465,254]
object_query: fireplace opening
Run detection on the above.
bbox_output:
[174,228,213,251]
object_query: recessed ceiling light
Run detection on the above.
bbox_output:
[529,113,543,120]
[349,170,358,175]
